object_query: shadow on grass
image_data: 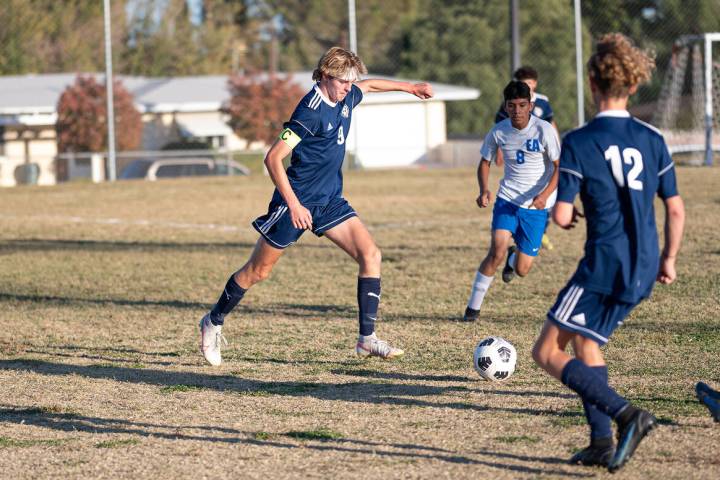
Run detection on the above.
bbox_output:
[331,368,576,399]
[0,291,450,322]
[0,238,476,255]
[0,406,591,477]
[0,359,584,420]
[0,238,333,253]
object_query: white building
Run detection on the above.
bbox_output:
[0,73,479,187]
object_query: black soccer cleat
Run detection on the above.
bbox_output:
[462,307,480,322]
[696,382,720,422]
[569,444,615,467]
[607,409,657,473]
[502,245,517,283]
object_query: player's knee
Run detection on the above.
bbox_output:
[247,264,273,284]
[516,263,531,277]
[488,249,505,268]
[360,245,381,269]
[531,341,550,368]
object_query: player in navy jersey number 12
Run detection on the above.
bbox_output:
[531,34,685,472]
[198,47,433,366]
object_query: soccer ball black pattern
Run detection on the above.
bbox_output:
[473,336,517,382]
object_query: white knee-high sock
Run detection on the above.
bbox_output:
[467,271,494,310]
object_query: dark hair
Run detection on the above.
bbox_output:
[503,80,532,102]
[512,66,538,82]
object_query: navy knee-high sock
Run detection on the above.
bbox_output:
[209,275,247,326]
[561,359,629,419]
[583,366,613,441]
[357,277,381,336]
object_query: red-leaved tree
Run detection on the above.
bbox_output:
[224,73,305,145]
[56,75,142,152]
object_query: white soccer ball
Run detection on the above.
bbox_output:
[473,336,517,382]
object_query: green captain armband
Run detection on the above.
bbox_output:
[279,128,301,149]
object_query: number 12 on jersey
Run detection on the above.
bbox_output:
[604,145,643,190]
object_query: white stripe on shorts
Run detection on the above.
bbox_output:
[556,284,584,322]
[260,206,287,234]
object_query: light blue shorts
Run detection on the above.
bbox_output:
[491,197,548,257]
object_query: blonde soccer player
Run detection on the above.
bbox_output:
[198,47,433,366]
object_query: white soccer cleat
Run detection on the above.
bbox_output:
[355,333,404,359]
[199,313,227,366]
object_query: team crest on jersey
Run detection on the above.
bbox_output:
[341,105,349,118]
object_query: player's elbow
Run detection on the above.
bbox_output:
[263,152,282,172]
[552,202,575,228]
[552,210,571,228]
[665,195,685,222]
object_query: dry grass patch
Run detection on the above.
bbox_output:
[0,166,718,479]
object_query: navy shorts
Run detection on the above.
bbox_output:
[547,283,640,346]
[252,197,357,249]
[491,197,548,257]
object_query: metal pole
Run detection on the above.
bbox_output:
[103,0,117,181]
[348,0,357,54]
[704,34,713,166]
[348,0,359,168]
[574,0,585,126]
[510,0,520,75]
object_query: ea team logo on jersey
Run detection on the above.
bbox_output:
[341,105,349,118]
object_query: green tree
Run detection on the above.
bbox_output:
[521,0,589,131]
[396,1,509,136]
[264,0,423,74]
[0,0,127,75]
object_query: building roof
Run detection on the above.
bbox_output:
[0,72,480,121]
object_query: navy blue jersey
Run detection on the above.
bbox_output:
[495,93,554,124]
[271,84,363,206]
[557,111,679,303]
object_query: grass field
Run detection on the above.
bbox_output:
[0,165,718,479]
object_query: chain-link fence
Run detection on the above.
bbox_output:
[3,0,719,179]
[266,0,720,163]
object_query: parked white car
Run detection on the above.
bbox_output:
[119,158,250,181]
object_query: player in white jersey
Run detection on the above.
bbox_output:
[463,81,560,322]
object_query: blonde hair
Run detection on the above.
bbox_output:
[312,47,367,82]
[587,33,655,97]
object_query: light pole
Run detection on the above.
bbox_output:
[103,0,117,181]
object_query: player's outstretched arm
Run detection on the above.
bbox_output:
[657,195,685,285]
[356,79,433,99]
[264,139,313,230]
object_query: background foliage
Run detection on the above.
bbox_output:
[56,75,142,153]
[2,0,719,136]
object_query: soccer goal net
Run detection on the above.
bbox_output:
[652,33,720,165]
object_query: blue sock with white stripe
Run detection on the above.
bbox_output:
[358,277,381,336]
[561,358,629,419]
[583,366,613,440]
[209,275,247,326]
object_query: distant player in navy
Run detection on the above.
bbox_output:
[198,47,433,366]
[496,66,558,250]
[531,34,685,472]
[495,66,555,127]
[696,382,720,422]
[462,80,560,322]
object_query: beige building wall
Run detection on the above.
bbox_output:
[0,127,57,186]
